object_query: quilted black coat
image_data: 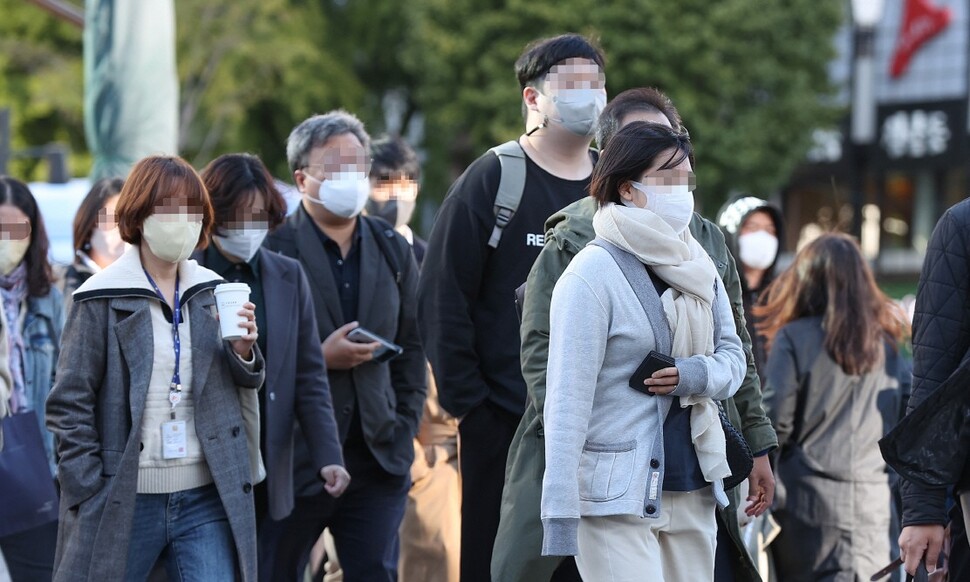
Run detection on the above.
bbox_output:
[893,197,970,527]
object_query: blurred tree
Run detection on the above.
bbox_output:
[1,0,843,216]
[405,0,844,213]
[0,0,87,181]
[174,0,362,178]
[175,0,421,179]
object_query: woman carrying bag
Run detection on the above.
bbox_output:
[0,176,64,582]
[539,121,746,581]
[45,156,265,581]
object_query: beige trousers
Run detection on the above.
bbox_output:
[576,488,718,582]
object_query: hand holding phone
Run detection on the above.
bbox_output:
[322,322,382,370]
[630,350,679,395]
[346,326,404,363]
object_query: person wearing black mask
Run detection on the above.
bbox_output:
[365,136,427,266]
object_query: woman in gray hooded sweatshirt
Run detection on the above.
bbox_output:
[540,121,746,582]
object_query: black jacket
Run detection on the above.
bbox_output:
[193,247,344,519]
[897,197,970,526]
[264,209,427,485]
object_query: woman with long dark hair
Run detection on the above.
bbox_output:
[0,176,64,581]
[540,122,746,581]
[754,233,908,581]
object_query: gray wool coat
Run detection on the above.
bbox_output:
[45,256,265,582]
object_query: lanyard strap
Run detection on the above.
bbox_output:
[143,269,182,415]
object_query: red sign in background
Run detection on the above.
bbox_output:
[890,0,952,78]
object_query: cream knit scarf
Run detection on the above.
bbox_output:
[593,202,731,484]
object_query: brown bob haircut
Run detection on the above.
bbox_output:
[116,156,214,248]
[200,153,287,235]
[73,177,124,255]
[589,121,692,207]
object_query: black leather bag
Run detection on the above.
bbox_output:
[717,401,754,490]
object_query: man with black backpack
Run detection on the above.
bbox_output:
[417,34,605,582]
[261,110,427,581]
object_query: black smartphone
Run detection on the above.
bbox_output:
[629,350,676,394]
[347,326,404,363]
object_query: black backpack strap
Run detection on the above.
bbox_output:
[363,216,406,289]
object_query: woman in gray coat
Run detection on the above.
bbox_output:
[755,233,908,582]
[45,156,265,582]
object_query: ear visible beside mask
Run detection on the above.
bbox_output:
[737,230,779,270]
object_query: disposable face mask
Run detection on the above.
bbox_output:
[90,226,125,262]
[142,215,203,263]
[547,89,607,136]
[0,238,30,275]
[365,199,416,229]
[305,173,370,219]
[214,228,268,263]
[629,182,695,234]
[737,230,778,270]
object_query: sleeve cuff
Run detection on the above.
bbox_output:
[672,356,708,397]
[900,481,948,527]
[541,517,580,556]
[235,349,256,369]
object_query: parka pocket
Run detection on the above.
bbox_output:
[578,439,636,502]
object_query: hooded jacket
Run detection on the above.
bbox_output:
[716,196,784,375]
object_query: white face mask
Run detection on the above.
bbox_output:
[213,228,268,263]
[304,172,370,219]
[546,89,607,136]
[90,226,125,263]
[0,238,30,275]
[737,230,778,270]
[142,215,203,264]
[626,182,695,234]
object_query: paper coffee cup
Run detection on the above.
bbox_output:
[214,282,251,340]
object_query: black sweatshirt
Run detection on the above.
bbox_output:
[418,147,592,418]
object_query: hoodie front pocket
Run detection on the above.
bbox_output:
[578,440,636,502]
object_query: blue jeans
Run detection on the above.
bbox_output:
[125,483,237,582]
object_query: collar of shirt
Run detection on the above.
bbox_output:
[302,205,363,254]
[205,243,261,279]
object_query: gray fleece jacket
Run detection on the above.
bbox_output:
[540,242,745,557]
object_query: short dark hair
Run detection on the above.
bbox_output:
[201,153,288,235]
[0,176,54,297]
[116,156,214,248]
[369,136,421,182]
[73,177,125,255]
[596,87,683,150]
[515,34,605,90]
[589,121,692,207]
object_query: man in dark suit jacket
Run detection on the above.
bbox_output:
[263,111,427,582]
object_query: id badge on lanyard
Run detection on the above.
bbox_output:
[144,269,187,460]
